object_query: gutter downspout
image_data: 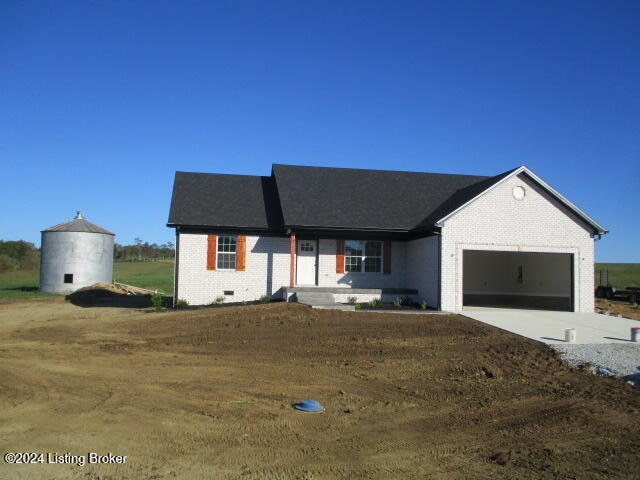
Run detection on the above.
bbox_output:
[437,231,442,311]
[173,227,180,308]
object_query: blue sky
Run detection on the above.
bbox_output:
[1,1,638,261]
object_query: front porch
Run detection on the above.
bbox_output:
[283,286,419,308]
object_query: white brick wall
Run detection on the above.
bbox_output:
[406,236,439,308]
[317,239,407,289]
[439,173,595,312]
[176,233,290,305]
[176,235,413,305]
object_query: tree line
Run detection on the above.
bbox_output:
[0,238,175,272]
[0,240,40,272]
[113,238,175,262]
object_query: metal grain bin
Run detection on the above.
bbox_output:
[40,212,115,293]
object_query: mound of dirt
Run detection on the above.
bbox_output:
[65,283,152,308]
[1,301,639,479]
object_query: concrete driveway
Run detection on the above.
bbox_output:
[461,307,640,345]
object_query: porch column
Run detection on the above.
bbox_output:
[289,233,296,287]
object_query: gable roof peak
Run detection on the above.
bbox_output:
[434,164,608,235]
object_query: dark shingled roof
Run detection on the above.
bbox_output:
[272,164,499,231]
[43,213,114,235]
[168,172,284,230]
[168,164,607,236]
[168,165,516,233]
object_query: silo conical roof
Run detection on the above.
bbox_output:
[42,211,115,235]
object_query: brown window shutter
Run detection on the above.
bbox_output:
[207,235,217,270]
[236,236,246,271]
[383,240,391,275]
[336,239,345,274]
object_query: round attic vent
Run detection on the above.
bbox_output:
[512,186,526,200]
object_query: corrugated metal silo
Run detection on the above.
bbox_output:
[40,212,115,293]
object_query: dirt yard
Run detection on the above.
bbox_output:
[0,299,639,479]
[596,298,640,321]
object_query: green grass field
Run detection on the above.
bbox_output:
[112,261,174,293]
[595,263,640,289]
[0,269,59,301]
[0,261,174,301]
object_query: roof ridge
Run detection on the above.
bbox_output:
[176,170,266,179]
[272,163,491,179]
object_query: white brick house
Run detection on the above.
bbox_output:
[168,164,607,312]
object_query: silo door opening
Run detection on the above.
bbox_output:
[463,250,574,311]
[64,274,74,284]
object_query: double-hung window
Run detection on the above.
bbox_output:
[217,236,237,269]
[345,240,383,273]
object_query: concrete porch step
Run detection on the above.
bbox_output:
[287,286,418,295]
[294,291,356,311]
[312,304,356,311]
[295,291,335,306]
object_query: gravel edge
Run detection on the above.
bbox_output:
[550,343,640,387]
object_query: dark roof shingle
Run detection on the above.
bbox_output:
[167,164,606,236]
[167,172,283,230]
[272,164,492,231]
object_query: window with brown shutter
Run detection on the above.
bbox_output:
[343,240,383,273]
[236,236,246,271]
[336,239,345,274]
[207,235,217,270]
[383,240,391,275]
[217,236,237,269]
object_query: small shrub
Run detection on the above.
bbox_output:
[214,296,225,305]
[347,296,358,304]
[354,303,361,310]
[151,292,163,311]
[368,298,382,307]
[176,299,189,309]
[419,300,428,310]
[393,296,403,307]
[259,294,271,303]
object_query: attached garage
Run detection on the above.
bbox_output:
[436,168,607,313]
[462,250,573,311]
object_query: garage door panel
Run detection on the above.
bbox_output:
[463,293,571,310]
